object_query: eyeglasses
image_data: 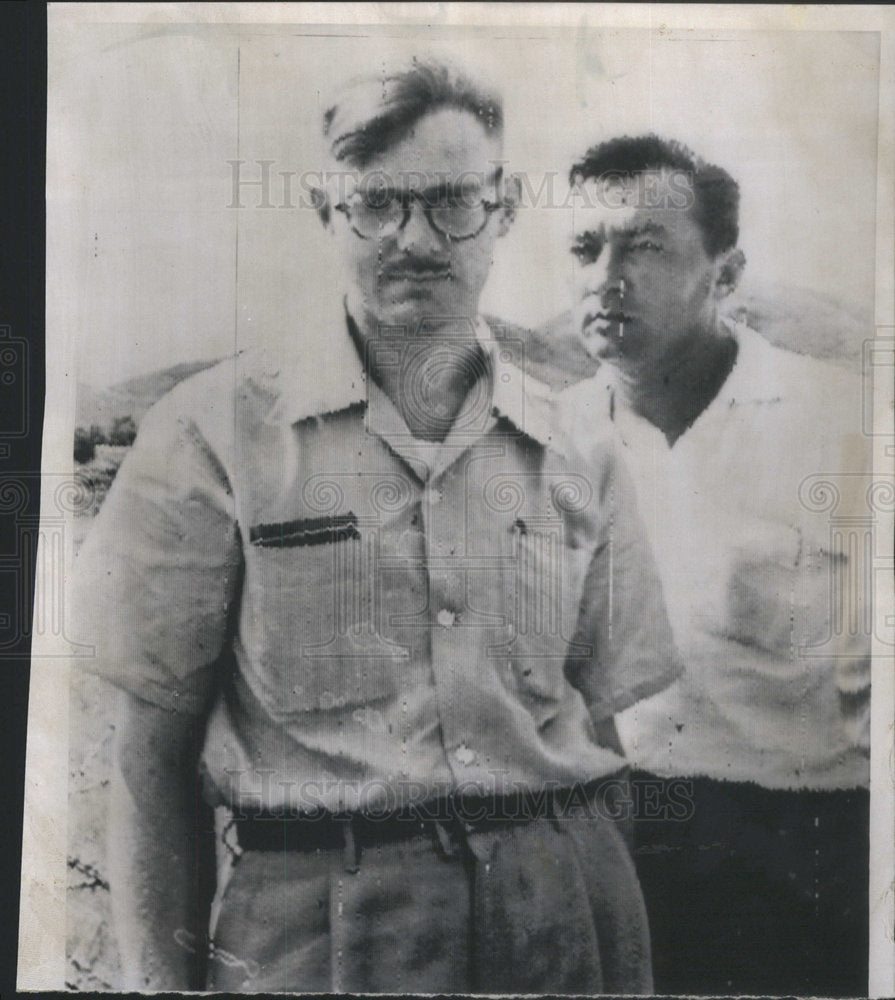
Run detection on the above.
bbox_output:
[334,188,503,241]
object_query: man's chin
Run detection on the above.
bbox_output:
[369,298,424,334]
[581,328,623,363]
[375,296,473,336]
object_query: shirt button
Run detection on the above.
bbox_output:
[437,608,456,628]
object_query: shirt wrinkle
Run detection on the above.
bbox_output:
[74,306,678,812]
[559,322,870,791]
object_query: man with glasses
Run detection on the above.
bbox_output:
[73,62,679,993]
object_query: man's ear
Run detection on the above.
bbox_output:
[713,247,746,298]
[496,172,521,237]
[312,186,332,229]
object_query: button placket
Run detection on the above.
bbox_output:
[424,468,481,782]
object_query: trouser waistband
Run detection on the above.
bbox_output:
[231,781,609,857]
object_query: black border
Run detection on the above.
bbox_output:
[0,5,880,1000]
[0,2,46,996]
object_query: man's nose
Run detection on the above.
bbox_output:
[581,250,626,300]
[395,198,445,254]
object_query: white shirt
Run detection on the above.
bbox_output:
[557,321,870,791]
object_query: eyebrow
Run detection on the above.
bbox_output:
[573,225,606,242]
[618,220,668,239]
[414,167,503,201]
[573,219,669,242]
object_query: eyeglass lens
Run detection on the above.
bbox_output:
[348,194,490,240]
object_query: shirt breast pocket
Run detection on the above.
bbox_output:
[506,524,591,705]
[244,519,406,721]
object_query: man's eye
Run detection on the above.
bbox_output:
[631,239,663,251]
[360,190,396,210]
[571,241,602,264]
[431,196,465,210]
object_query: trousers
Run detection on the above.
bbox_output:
[207,809,652,994]
[631,772,869,997]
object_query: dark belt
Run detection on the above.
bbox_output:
[234,808,443,854]
[232,784,602,856]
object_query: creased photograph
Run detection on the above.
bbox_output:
[19,3,895,996]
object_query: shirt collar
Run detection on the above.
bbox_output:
[262,295,367,427]
[263,302,556,452]
[584,317,779,433]
[711,317,786,408]
[482,317,557,450]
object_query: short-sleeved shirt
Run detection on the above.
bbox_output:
[558,321,870,791]
[73,305,679,813]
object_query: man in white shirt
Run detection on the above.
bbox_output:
[557,134,870,997]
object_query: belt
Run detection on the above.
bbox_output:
[234,808,444,854]
[232,784,602,856]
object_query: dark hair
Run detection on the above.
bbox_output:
[323,59,503,167]
[570,134,739,257]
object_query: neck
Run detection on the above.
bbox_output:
[623,322,738,447]
[347,301,484,443]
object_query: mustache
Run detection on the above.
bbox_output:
[582,309,634,322]
[579,302,634,324]
[381,259,451,280]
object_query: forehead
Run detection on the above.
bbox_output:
[366,107,502,178]
[570,169,698,238]
[571,204,700,241]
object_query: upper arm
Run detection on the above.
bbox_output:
[73,390,242,715]
[564,440,683,720]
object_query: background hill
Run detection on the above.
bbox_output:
[495,279,869,391]
[75,358,220,431]
[75,282,869,430]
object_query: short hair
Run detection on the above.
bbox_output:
[323,59,503,167]
[570,134,740,257]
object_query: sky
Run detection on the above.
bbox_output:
[48,18,881,384]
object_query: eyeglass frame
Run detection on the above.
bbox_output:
[333,186,505,242]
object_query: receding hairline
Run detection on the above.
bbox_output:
[322,105,504,163]
[322,59,504,167]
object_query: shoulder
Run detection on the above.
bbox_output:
[724,322,867,473]
[553,371,617,459]
[137,347,303,439]
[730,322,861,403]
[482,311,599,391]
[551,393,628,506]
[120,350,294,488]
[555,371,613,419]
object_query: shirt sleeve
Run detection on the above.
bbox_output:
[564,438,683,721]
[71,383,241,714]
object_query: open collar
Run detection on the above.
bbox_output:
[585,318,779,442]
[264,305,556,459]
[711,318,788,408]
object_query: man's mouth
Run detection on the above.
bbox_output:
[383,265,451,283]
[581,310,633,333]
